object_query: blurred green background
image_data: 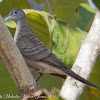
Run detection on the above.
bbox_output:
[0,0,100,100]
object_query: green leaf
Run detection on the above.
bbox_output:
[74,3,96,31]
[50,17,87,67]
[47,0,89,24]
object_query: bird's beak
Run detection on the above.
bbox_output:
[5,15,12,21]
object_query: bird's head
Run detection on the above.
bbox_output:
[5,8,26,22]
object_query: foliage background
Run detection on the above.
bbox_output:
[0,0,100,100]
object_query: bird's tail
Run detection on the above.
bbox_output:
[65,69,100,90]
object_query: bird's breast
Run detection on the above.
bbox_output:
[24,57,66,75]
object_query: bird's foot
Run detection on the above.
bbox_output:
[36,73,43,82]
[31,69,43,82]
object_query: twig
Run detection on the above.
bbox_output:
[45,0,54,15]
[27,0,45,11]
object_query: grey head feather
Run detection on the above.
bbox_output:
[5,8,26,22]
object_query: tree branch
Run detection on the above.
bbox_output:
[45,0,54,15]
[0,15,38,99]
[60,11,100,100]
[27,0,45,11]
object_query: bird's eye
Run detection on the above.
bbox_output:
[15,11,18,14]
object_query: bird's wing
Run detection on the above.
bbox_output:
[17,34,68,70]
[17,34,51,60]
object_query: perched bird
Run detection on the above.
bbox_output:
[5,8,100,89]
